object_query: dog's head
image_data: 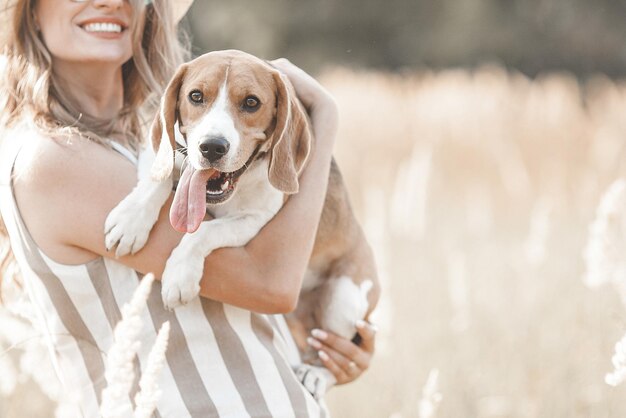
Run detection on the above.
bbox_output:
[151,49,311,204]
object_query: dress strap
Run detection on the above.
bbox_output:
[0,135,24,187]
[109,141,138,166]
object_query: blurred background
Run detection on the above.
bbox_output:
[186,0,626,77]
[3,1,626,417]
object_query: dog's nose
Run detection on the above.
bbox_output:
[199,136,230,162]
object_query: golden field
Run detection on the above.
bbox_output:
[322,67,626,418]
[3,66,626,417]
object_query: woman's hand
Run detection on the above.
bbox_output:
[270,58,335,111]
[270,58,339,149]
[307,320,377,385]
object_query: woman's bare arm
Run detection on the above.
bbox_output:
[14,61,338,314]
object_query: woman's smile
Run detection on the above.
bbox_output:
[78,17,128,39]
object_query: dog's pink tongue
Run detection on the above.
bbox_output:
[170,167,217,233]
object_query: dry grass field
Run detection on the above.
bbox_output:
[3,66,626,417]
[322,67,626,418]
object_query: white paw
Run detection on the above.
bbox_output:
[161,256,203,310]
[295,365,329,400]
[105,197,156,257]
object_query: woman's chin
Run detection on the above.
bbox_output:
[49,37,132,68]
[54,50,133,68]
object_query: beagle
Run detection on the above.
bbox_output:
[105,50,380,398]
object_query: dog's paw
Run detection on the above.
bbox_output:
[161,278,200,310]
[161,257,203,310]
[104,177,171,257]
[105,196,156,257]
[295,365,329,400]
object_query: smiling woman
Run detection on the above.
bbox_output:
[1,0,186,146]
[0,0,376,416]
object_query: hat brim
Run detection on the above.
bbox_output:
[172,0,194,23]
[0,0,17,49]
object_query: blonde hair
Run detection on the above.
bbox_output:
[0,0,191,298]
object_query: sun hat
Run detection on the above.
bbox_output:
[0,0,194,46]
[170,0,195,22]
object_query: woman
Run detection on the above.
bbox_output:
[0,0,376,416]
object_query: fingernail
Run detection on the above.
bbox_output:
[318,350,329,361]
[307,337,321,349]
[311,329,327,340]
[355,319,366,329]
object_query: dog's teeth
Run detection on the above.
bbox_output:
[221,181,229,191]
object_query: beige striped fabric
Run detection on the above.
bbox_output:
[0,136,328,418]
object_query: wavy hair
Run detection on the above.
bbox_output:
[0,0,190,299]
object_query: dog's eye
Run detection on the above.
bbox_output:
[189,90,204,104]
[243,95,260,111]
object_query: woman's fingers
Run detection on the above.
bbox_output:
[308,337,353,372]
[307,332,369,384]
[355,319,377,353]
[309,326,373,370]
[304,321,378,384]
[311,329,364,367]
[317,349,350,383]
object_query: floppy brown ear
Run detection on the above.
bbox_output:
[268,71,312,194]
[150,64,188,181]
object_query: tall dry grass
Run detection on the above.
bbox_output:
[321,67,626,418]
[3,66,626,417]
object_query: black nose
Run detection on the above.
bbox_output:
[199,136,230,162]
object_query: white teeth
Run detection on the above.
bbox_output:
[83,23,123,33]
[221,181,229,191]
[206,189,223,196]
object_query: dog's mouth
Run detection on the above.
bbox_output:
[204,146,262,204]
[204,165,247,204]
[170,146,265,233]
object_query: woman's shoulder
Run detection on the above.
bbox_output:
[12,133,71,190]
[12,130,130,192]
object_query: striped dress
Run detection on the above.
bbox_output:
[0,135,328,418]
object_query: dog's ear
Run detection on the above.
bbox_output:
[268,71,312,194]
[150,64,188,181]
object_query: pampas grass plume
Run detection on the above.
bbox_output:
[418,369,442,418]
[100,273,155,418]
[606,332,626,386]
[133,321,170,418]
[583,179,626,295]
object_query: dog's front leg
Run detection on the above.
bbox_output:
[161,210,275,310]
[105,146,173,256]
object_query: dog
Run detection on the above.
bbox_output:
[104,50,379,398]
